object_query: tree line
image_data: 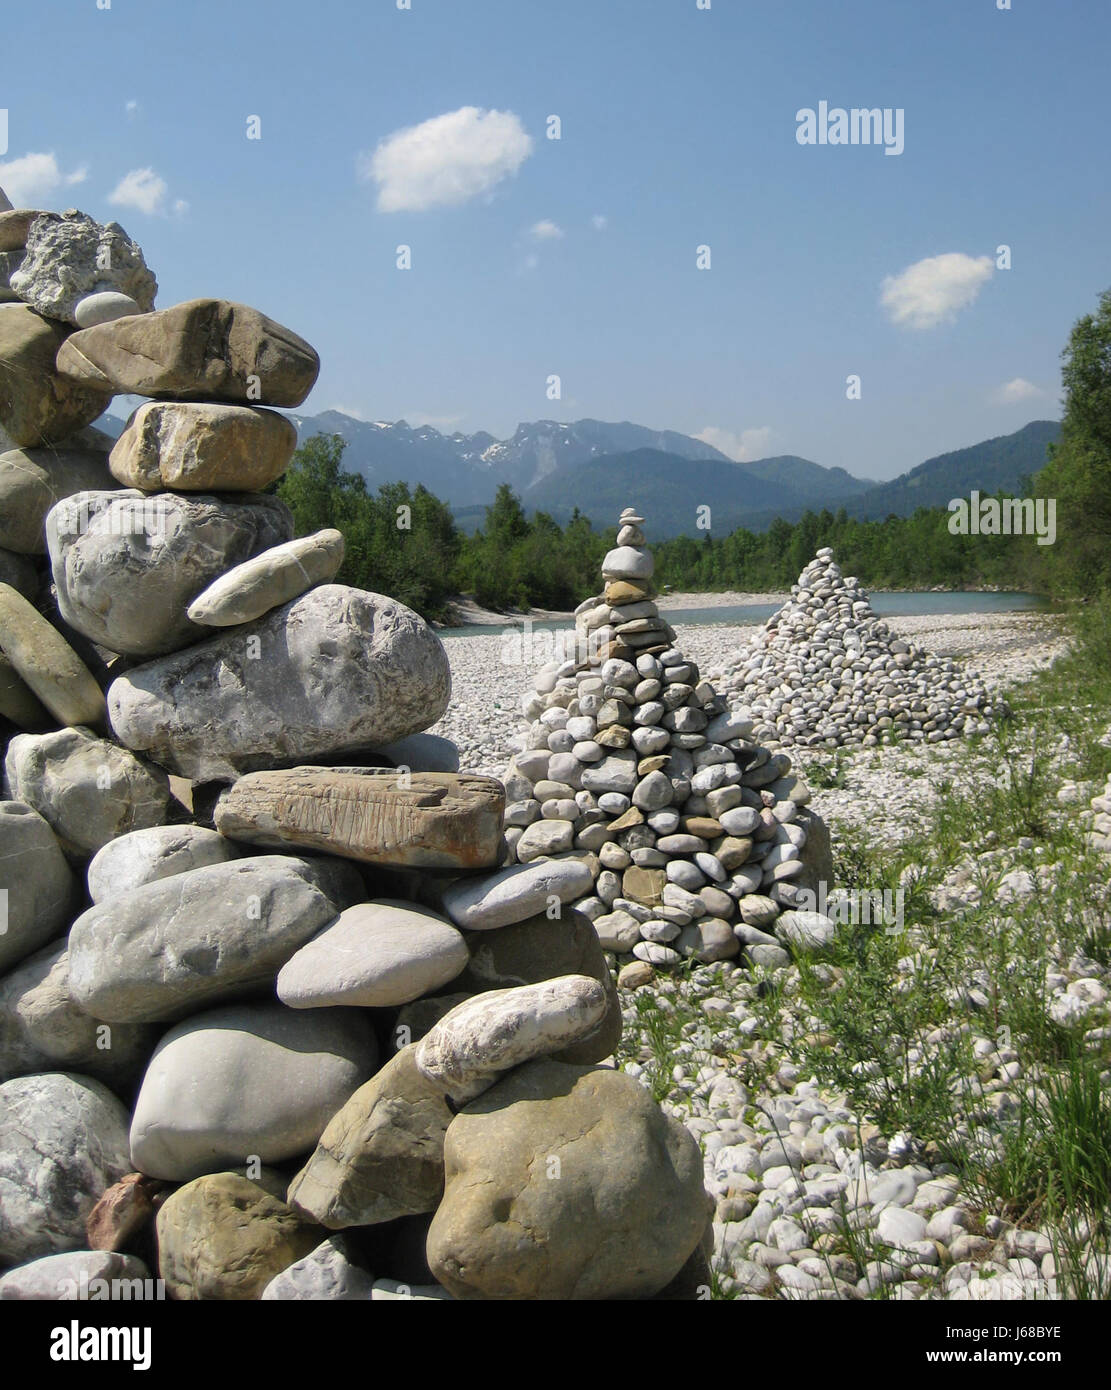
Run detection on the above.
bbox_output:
[276,287,1111,621]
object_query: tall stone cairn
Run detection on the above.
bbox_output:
[501,507,834,972]
[0,200,712,1302]
[708,546,999,749]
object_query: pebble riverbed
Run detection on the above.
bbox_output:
[431,607,1109,1300]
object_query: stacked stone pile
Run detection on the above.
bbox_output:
[499,508,836,976]
[708,548,998,749]
[0,196,711,1301]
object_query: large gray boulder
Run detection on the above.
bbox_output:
[47,490,294,657]
[0,801,76,972]
[0,445,116,554]
[8,211,156,326]
[67,854,362,1023]
[107,585,453,781]
[426,1059,709,1300]
[0,1072,132,1265]
[276,900,469,1009]
[0,1249,151,1300]
[4,727,172,859]
[129,1002,378,1182]
[0,941,156,1089]
[86,824,238,904]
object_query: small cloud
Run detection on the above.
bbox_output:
[125,100,139,117]
[881,252,994,330]
[993,377,1044,405]
[108,167,177,216]
[0,152,87,207]
[359,106,533,213]
[591,214,608,231]
[529,219,564,241]
[694,425,773,462]
[172,198,189,217]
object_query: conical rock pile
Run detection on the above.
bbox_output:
[0,198,712,1302]
[500,508,834,973]
[708,547,998,749]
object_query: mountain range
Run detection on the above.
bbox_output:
[101,405,1061,539]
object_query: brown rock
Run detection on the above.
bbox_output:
[682,816,722,840]
[214,767,505,869]
[156,1170,321,1300]
[617,960,655,989]
[286,1045,453,1230]
[604,580,655,604]
[637,755,670,775]
[0,305,113,447]
[109,401,298,492]
[622,865,667,906]
[0,445,115,553]
[595,725,631,749]
[606,806,644,833]
[426,1059,709,1300]
[0,582,105,727]
[86,1173,161,1251]
[56,298,320,407]
[0,210,47,253]
[713,834,754,869]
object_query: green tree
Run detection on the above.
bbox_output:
[1034,288,1111,595]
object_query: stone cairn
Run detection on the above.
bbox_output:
[0,197,712,1301]
[708,547,998,750]
[501,508,835,979]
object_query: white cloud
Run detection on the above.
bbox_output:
[694,425,773,462]
[360,106,533,213]
[591,214,608,231]
[125,100,139,117]
[881,252,994,329]
[993,377,1044,405]
[0,152,87,207]
[172,198,189,217]
[529,219,564,241]
[108,167,176,216]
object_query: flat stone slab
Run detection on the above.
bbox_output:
[214,767,505,869]
[56,298,320,407]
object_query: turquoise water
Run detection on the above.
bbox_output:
[437,590,1049,638]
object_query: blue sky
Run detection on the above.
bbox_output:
[2,0,1107,480]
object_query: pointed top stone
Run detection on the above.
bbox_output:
[0,187,12,214]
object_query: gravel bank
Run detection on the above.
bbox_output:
[430,610,1071,808]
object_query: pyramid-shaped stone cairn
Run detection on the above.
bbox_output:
[708,547,998,750]
[0,198,713,1301]
[501,508,833,971]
